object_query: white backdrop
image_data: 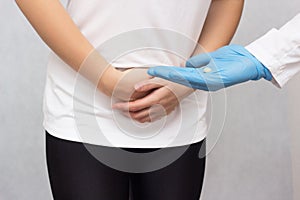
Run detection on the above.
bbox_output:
[0,0,299,199]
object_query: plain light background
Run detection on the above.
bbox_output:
[0,0,299,200]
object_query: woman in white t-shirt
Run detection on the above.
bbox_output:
[15,0,244,199]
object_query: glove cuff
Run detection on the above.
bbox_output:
[242,46,273,81]
[251,57,273,81]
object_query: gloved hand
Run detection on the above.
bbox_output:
[147,45,273,91]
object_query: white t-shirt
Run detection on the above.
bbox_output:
[43,0,211,148]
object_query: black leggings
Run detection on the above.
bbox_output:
[45,131,206,200]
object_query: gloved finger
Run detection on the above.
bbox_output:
[167,68,208,87]
[170,69,218,91]
[186,53,211,68]
[147,66,193,87]
[186,75,225,91]
[134,77,165,92]
[147,66,180,78]
[148,66,206,90]
[148,66,189,82]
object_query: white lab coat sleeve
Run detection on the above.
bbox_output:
[245,13,300,88]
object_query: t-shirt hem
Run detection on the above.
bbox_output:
[43,121,207,148]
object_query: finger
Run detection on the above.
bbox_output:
[148,104,167,121]
[130,102,168,123]
[131,102,166,120]
[112,101,129,111]
[147,66,187,83]
[121,109,151,123]
[186,53,211,68]
[147,66,178,77]
[134,78,164,92]
[112,94,158,112]
[138,116,152,123]
[148,67,200,89]
[126,107,150,120]
[137,111,162,123]
[168,71,212,91]
[184,70,222,91]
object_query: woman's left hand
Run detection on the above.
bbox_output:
[112,78,195,123]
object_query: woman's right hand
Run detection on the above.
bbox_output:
[99,67,153,101]
[112,77,195,123]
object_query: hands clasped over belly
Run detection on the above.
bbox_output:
[110,67,194,123]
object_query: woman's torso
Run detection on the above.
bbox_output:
[43,0,211,148]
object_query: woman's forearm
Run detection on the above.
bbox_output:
[15,0,121,94]
[194,0,244,54]
[15,0,97,69]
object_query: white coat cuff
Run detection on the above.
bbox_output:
[245,14,300,88]
[246,29,290,88]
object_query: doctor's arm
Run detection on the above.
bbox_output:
[246,13,300,88]
[148,13,300,90]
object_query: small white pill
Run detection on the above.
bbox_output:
[203,67,212,73]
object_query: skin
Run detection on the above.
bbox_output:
[15,0,244,123]
[15,0,149,100]
[113,0,245,123]
[113,77,196,123]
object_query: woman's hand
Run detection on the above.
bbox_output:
[100,67,152,101]
[112,78,195,123]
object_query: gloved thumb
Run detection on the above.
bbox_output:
[186,53,211,68]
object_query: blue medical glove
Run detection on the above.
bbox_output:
[147,44,273,91]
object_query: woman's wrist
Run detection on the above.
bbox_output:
[170,84,195,101]
[98,67,123,97]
